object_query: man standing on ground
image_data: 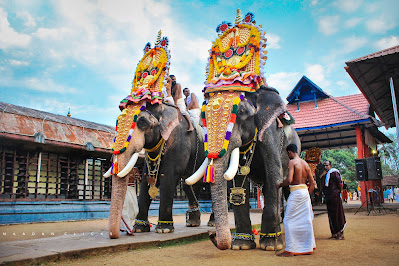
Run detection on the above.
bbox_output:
[183,88,201,126]
[322,160,346,240]
[164,75,194,131]
[276,143,316,256]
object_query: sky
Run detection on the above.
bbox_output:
[1,0,398,128]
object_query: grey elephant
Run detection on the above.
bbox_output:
[185,10,300,250]
[105,33,211,238]
[105,101,209,238]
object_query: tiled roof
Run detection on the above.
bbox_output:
[287,94,370,129]
[0,102,113,151]
[346,45,399,63]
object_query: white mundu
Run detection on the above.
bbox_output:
[120,185,139,235]
[283,184,316,254]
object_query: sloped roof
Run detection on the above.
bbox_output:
[0,102,114,154]
[285,78,391,151]
[345,45,399,128]
[287,94,370,129]
[286,75,328,104]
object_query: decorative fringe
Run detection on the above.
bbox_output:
[111,156,119,175]
[203,159,215,183]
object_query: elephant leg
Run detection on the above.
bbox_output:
[259,183,284,251]
[134,178,152,233]
[183,182,201,227]
[231,177,256,250]
[155,173,176,233]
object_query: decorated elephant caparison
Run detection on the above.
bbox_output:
[186,10,300,250]
[104,31,211,239]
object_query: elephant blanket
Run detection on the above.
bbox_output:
[283,184,316,255]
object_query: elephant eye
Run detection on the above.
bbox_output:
[137,116,151,130]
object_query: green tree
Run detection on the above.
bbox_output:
[378,133,398,176]
[322,148,358,191]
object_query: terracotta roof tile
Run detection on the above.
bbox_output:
[287,94,370,129]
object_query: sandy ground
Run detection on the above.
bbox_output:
[42,212,399,266]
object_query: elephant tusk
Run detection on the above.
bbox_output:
[224,148,240,181]
[103,166,112,178]
[117,153,139,178]
[185,158,209,185]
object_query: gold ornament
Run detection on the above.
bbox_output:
[148,185,158,199]
[230,187,246,205]
[240,165,250,175]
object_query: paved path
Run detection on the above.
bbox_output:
[1,201,397,265]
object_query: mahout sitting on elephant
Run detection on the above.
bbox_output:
[186,10,300,250]
[104,32,211,238]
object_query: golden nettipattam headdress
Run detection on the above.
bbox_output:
[119,30,171,110]
[201,10,267,183]
[204,9,267,93]
[110,31,170,175]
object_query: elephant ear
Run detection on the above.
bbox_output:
[255,86,287,142]
[159,104,180,141]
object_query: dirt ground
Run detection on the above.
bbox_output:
[45,212,399,266]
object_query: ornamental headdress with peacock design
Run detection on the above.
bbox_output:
[110,31,170,175]
[201,9,267,183]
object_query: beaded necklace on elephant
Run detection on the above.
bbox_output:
[230,128,257,206]
[144,137,167,199]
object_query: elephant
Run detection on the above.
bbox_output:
[105,101,210,238]
[186,85,300,250]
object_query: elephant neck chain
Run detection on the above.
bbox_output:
[145,139,166,199]
[230,133,257,206]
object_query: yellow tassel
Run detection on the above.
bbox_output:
[203,159,215,183]
[111,156,119,175]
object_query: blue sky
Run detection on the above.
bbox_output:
[1,0,398,127]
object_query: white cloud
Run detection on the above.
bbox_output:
[345,17,363,28]
[374,36,399,50]
[8,59,29,66]
[366,17,396,34]
[0,8,31,49]
[304,64,330,88]
[332,0,363,13]
[16,10,36,27]
[339,36,367,54]
[318,16,340,36]
[265,33,281,49]
[266,72,302,97]
[33,27,75,41]
[26,78,78,94]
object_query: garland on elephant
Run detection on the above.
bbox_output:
[201,9,267,183]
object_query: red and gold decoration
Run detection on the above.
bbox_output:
[119,30,171,109]
[305,147,322,176]
[201,9,266,183]
[110,31,171,176]
[204,9,267,94]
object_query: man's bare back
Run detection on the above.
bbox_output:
[290,157,312,185]
[277,146,315,194]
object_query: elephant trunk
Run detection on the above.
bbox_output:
[108,174,129,238]
[210,158,231,250]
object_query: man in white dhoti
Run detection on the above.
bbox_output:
[164,75,194,131]
[183,88,201,126]
[276,144,316,256]
[120,167,140,235]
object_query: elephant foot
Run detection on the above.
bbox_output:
[133,219,151,233]
[186,208,201,227]
[231,233,256,250]
[207,212,215,227]
[259,232,284,251]
[155,221,174,233]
